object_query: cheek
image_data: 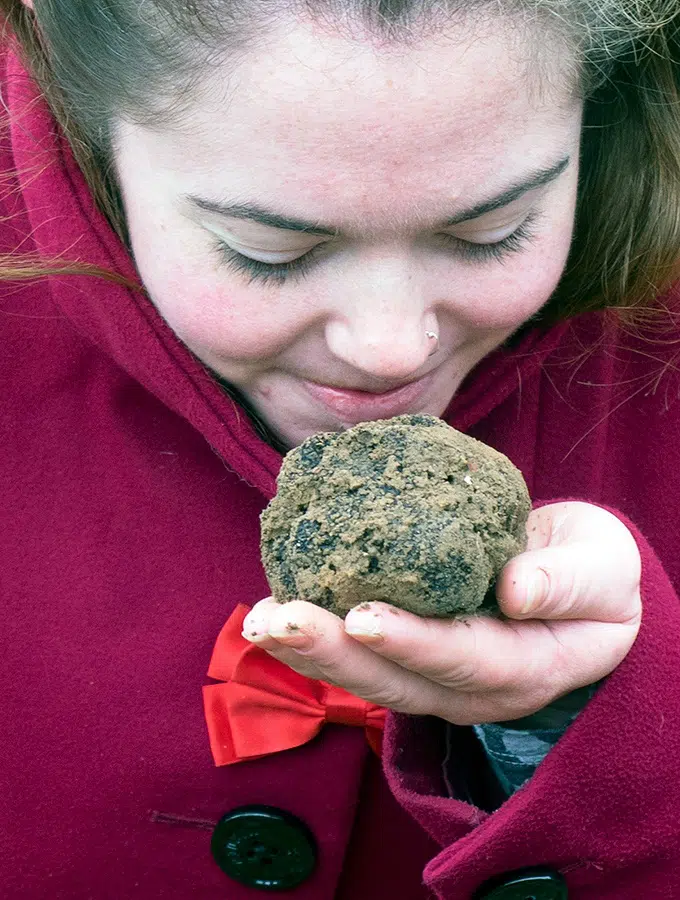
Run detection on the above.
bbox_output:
[140,257,307,360]
[458,225,575,330]
[123,203,307,360]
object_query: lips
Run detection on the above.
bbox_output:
[301,371,436,424]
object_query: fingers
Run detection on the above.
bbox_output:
[242,595,639,725]
[248,597,597,699]
[239,503,643,725]
[345,600,627,696]
[243,598,449,713]
[497,503,642,624]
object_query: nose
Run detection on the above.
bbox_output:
[324,261,438,381]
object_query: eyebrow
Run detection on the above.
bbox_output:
[185,155,570,235]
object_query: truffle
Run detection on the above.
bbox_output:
[260,415,531,618]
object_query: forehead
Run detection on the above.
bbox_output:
[120,18,580,233]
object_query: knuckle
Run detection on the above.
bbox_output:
[436,618,485,690]
[376,689,412,713]
[440,658,482,691]
[372,679,420,713]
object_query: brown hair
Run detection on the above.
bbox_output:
[1,0,680,319]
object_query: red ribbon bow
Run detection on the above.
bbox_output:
[202,603,387,765]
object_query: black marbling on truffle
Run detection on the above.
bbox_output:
[260,415,531,617]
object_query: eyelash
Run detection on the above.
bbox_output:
[214,211,541,286]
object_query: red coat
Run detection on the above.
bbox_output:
[3,45,680,899]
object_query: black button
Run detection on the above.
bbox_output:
[211,805,317,891]
[474,866,568,899]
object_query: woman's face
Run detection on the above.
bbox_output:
[113,19,582,448]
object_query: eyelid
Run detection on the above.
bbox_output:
[206,188,540,254]
[223,241,320,264]
[204,224,327,257]
[448,188,544,236]
[213,211,540,285]
[216,212,532,266]
[446,218,525,245]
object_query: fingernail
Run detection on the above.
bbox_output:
[520,569,548,615]
[345,608,383,639]
[241,630,271,644]
[242,612,269,638]
[268,620,314,650]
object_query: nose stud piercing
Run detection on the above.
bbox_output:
[425,330,439,356]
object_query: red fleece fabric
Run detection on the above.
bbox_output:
[4,42,680,900]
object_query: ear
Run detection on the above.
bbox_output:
[20,0,34,8]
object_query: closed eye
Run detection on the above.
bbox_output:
[212,211,541,285]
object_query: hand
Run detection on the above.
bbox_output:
[244,502,642,725]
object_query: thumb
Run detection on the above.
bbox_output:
[496,505,641,623]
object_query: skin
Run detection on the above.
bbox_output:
[112,18,642,725]
[114,21,580,448]
[246,502,641,725]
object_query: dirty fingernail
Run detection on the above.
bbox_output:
[267,620,315,650]
[243,612,269,637]
[345,609,383,638]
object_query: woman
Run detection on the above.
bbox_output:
[2,0,679,896]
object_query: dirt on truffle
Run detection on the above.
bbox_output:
[260,415,531,618]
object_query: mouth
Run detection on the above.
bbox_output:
[301,370,437,424]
